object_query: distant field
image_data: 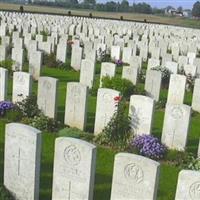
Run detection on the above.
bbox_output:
[0,2,200,29]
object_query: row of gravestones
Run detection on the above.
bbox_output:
[3,122,200,200]
[0,68,200,151]
[1,12,200,69]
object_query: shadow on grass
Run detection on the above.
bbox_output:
[94,173,112,200]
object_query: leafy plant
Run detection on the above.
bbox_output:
[138,69,146,83]
[130,134,167,160]
[0,60,13,75]
[152,66,171,88]
[16,95,41,118]
[187,156,200,170]
[186,73,195,92]
[0,186,14,200]
[30,113,61,132]
[43,53,71,70]
[95,96,131,150]
[58,127,94,142]
[101,76,135,99]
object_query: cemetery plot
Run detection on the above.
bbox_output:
[0,10,199,200]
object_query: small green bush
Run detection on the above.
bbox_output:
[30,113,61,132]
[16,95,41,118]
[95,97,131,150]
[43,53,71,70]
[4,107,23,122]
[0,60,13,75]
[101,76,135,99]
[58,127,94,142]
[0,186,14,200]
[152,66,171,89]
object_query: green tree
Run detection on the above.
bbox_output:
[120,0,129,12]
[177,6,183,12]
[192,1,200,17]
[84,0,96,5]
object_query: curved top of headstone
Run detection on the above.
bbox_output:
[130,95,154,103]
[39,76,58,83]
[13,71,31,77]
[98,88,120,96]
[67,82,87,88]
[6,123,41,135]
[101,62,116,67]
[115,152,160,167]
[56,137,96,149]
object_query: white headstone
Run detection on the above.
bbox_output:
[175,170,200,200]
[71,46,82,71]
[167,74,186,104]
[147,58,160,70]
[4,123,41,200]
[12,72,32,103]
[29,51,42,80]
[94,88,120,135]
[37,77,58,119]
[111,153,160,200]
[80,59,95,89]
[192,78,200,112]
[129,95,155,135]
[56,42,67,63]
[64,82,88,130]
[111,46,121,61]
[165,61,178,74]
[145,70,162,101]
[0,67,8,101]
[162,104,191,151]
[122,66,138,85]
[52,137,96,200]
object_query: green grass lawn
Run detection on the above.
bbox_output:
[0,60,200,199]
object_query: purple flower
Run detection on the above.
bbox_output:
[115,59,123,66]
[0,101,14,116]
[130,134,167,160]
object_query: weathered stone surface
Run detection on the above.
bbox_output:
[52,137,96,200]
[64,82,88,130]
[175,170,200,200]
[162,104,191,151]
[111,153,160,200]
[4,123,42,200]
[129,95,155,135]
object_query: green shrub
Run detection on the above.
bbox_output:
[101,76,135,99]
[4,107,23,122]
[16,95,41,118]
[0,186,14,200]
[58,127,94,142]
[138,69,146,83]
[30,113,61,132]
[152,66,171,89]
[187,156,200,170]
[95,97,131,150]
[165,150,192,167]
[0,60,13,75]
[43,53,71,70]
[43,53,58,68]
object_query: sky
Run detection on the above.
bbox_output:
[97,0,197,9]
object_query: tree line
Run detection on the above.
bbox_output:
[31,0,163,15]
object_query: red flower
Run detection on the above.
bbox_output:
[114,96,122,102]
